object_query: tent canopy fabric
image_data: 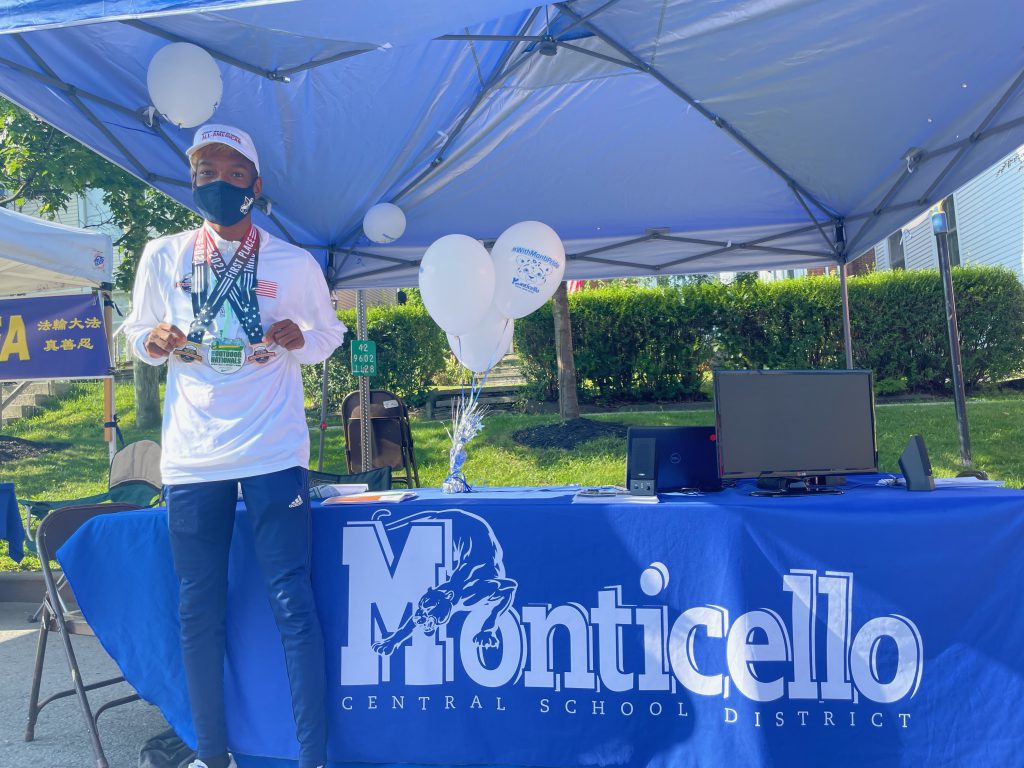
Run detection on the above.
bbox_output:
[0,0,1022,288]
[0,205,113,296]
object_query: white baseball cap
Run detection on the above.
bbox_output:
[186,124,260,174]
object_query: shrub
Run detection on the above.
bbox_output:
[851,266,1024,391]
[516,283,718,403]
[304,268,1024,409]
[515,267,1024,401]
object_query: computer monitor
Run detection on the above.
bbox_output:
[713,369,877,489]
[626,426,722,492]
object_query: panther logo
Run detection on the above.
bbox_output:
[515,252,555,286]
[369,509,518,656]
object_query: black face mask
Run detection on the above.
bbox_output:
[193,180,257,227]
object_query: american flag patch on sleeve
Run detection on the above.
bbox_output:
[255,280,277,298]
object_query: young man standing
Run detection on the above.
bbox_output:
[122,124,344,768]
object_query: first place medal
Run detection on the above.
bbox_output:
[208,338,246,374]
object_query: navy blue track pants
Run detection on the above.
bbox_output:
[166,466,326,768]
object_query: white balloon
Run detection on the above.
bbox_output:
[447,305,514,374]
[363,202,407,244]
[491,220,566,319]
[147,43,222,128]
[419,234,495,336]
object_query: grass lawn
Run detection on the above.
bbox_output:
[3,381,1023,570]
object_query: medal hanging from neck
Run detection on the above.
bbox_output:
[179,225,274,373]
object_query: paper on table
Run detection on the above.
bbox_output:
[933,476,1005,488]
[573,487,660,504]
[309,483,369,500]
[323,491,418,504]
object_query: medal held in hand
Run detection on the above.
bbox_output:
[208,338,246,374]
[186,225,268,373]
[172,343,203,364]
[247,343,276,365]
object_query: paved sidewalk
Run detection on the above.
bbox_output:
[0,601,171,768]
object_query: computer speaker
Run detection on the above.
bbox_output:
[899,434,935,492]
[628,436,658,496]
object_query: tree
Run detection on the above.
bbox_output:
[1,98,198,427]
[552,282,581,420]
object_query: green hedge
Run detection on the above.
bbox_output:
[850,267,1024,392]
[516,283,719,403]
[515,267,1024,401]
[302,304,447,410]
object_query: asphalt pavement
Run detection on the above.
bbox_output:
[0,601,171,768]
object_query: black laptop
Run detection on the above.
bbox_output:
[626,426,722,492]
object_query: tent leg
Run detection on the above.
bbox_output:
[356,291,372,473]
[839,262,854,369]
[102,289,115,463]
[931,210,972,466]
[317,357,328,472]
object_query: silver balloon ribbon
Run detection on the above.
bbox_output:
[442,370,491,493]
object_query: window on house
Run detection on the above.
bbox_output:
[887,232,905,270]
[944,195,961,267]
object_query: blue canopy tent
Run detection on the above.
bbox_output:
[0,0,1021,455]
[1,0,1021,285]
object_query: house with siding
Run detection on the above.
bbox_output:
[871,145,1024,282]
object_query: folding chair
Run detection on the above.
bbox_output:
[21,439,163,551]
[26,502,143,768]
[341,390,420,487]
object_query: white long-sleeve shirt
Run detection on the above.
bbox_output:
[121,224,346,484]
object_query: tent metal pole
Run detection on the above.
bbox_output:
[101,288,116,462]
[13,35,153,181]
[123,20,294,81]
[788,185,836,252]
[554,41,640,70]
[387,44,535,205]
[331,8,542,252]
[931,209,972,466]
[265,208,299,245]
[834,222,854,370]
[839,263,853,369]
[570,253,658,270]
[438,34,546,42]
[556,3,838,223]
[318,359,328,472]
[657,234,832,259]
[844,163,916,257]
[921,63,1024,203]
[847,65,1024,259]
[356,290,372,473]
[275,48,374,78]
[342,247,413,266]
[555,0,625,36]
[317,296,335,472]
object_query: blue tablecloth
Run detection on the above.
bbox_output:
[57,481,1024,767]
[1,482,24,562]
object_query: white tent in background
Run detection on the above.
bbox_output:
[0,205,112,296]
[0,204,116,455]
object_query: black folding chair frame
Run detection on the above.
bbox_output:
[26,502,143,768]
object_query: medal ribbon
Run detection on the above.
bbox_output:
[188,226,264,345]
